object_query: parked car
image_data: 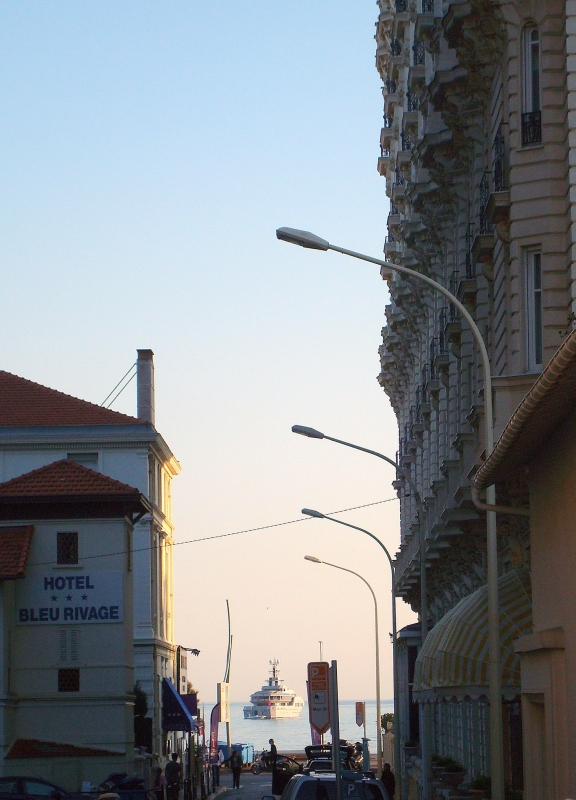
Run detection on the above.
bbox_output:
[266,771,389,800]
[0,777,83,800]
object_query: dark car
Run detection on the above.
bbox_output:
[269,772,389,800]
[0,777,82,800]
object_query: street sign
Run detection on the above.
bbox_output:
[356,701,365,727]
[218,682,230,722]
[307,662,330,735]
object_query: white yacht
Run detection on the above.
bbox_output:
[243,659,305,719]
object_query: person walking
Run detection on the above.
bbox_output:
[152,768,167,800]
[381,763,395,799]
[165,753,182,800]
[228,749,243,789]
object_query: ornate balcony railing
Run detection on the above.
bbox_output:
[380,144,390,158]
[412,38,425,66]
[395,0,408,11]
[448,271,460,319]
[521,111,542,146]
[429,339,437,378]
[401,131,412,151]
[390,201,400,216]
[383,114,393,128]
[465,222,475,278]
[421,0,434,11]
[390,38,403,57]
[406,90,419,112]
[394,168,405,186]
[493,123,507,191]
[479,170,492,234]
[385,232,396,244]
[386,79,397,95]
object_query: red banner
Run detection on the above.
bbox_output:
[209,703,220,764]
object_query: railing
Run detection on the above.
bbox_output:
[386,79,397,95]
[383,114,392,128]
[412,38,425,66]
[479,170,492,234]
[390,38,403,57]
[448,271,460,319]
[493,123,507,191]
[394,168,405,186]
[385,232,396,244]
[429,339,437,378]
[438,309,448,353]
[406,90,419,112]
[401,131,412,151]
[421,0,434,11]
[465,222,475,278]
[395,0,408,11]
[380,145,390,158]
[390,201,400,216]
[521,111,542,146]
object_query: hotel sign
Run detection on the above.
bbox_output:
[16,571,123,625]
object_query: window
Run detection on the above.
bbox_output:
[0,779,19,794]
[67,452,98,468]
[57,532,78,565]
[522,26,541,145]
[526,250,543,369]
[58,668,80,692]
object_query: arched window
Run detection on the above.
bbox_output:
[521,25,542,145]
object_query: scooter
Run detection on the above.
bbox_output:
[251,751,277,774]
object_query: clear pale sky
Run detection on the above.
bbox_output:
[0,1,416,702]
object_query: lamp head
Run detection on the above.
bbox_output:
[292,425,324,439]
[276,227,330,251]
[302,508,325,519]
[304,555,323,563]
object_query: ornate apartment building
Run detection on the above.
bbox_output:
[375,0,575,796]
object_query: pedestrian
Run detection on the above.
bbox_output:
[212,748,224,787]
[165,753,182,800]
[268,739,277,767]
[152,768,167,800]
[227,748,243,789]
[381,763,395,799]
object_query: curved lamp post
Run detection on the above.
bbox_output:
[304,554,383,777]
[278,226,504,800]
[295,426,429,799]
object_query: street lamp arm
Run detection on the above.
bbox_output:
[322,434,424,514]
[328,242,493,450]
[321,559,378,605]
[320,514,394,573]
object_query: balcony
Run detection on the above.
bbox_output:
[390,38,403,58]
[487,123,511,230]
[395,0,408,11]
[412,38,425,66]
[521,110,542,147]
[377,147,391,177]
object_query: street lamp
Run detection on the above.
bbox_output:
[304,554,383,778]
[279,226,504,800]
[302,508,402,784]
[295,427,429,799]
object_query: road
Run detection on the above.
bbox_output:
[215,771,274,800]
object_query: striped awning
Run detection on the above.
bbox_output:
[413,569,532,702]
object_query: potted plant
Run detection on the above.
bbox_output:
[403,740,417,757]
[435,756,466,787]
[469,775,491,798]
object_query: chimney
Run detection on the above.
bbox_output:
[137,349,155,425]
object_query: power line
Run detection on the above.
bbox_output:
[101,363,136,407]
[28,496,398,568]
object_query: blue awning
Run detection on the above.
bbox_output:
[162,678,196,732]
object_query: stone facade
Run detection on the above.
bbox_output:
[375,0,572,792]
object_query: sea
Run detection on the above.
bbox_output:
[201,700,394,754]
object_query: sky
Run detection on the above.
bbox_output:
[0,1,416,701]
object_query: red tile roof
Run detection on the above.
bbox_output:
[6,738,123,759]
[0,370,141,427]
[0,526,33,578]
[0,460,141,498]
